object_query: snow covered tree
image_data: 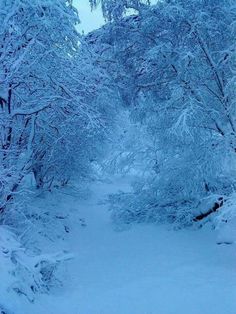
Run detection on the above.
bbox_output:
[0,0,117,218]
[0,0,78,213]
[88,0,236,227]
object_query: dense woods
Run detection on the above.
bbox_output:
[0,0,236,312]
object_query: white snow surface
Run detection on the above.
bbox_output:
[2,177,236,314]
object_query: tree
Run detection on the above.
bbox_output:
[87,0,236,227]
[0,0,116,217]
[0,0,77,213]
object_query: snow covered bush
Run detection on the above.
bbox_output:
[0,226,72,305]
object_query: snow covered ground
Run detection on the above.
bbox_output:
[2,177,236,314]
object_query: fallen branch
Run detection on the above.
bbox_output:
[193,197,224,221]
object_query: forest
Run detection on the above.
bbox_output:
[0,0,236,313]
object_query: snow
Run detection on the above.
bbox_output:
[2,177,236,314]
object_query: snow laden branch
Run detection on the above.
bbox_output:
[90,0,150,20]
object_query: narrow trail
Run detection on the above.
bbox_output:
[26,178,236,314]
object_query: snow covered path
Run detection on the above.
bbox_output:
[23,178,236,314]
